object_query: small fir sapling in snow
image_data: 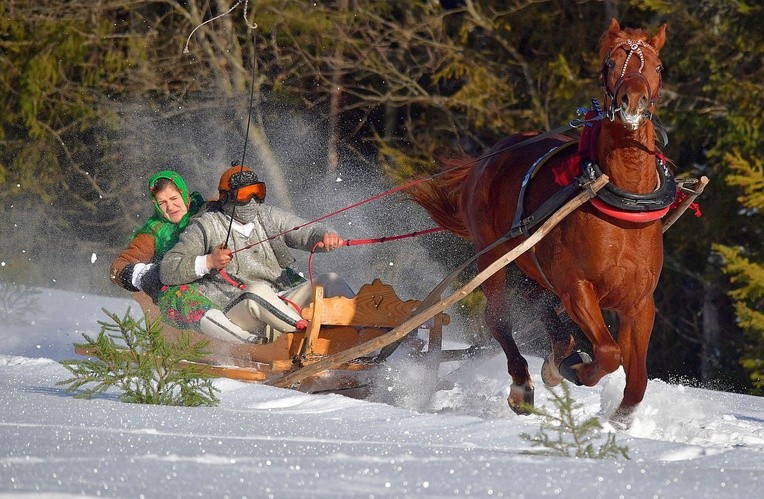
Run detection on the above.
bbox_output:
[520,381,629,459]
[58,308,219,406]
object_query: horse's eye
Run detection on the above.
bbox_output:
[656,65,662,73]
[607,60,616,69]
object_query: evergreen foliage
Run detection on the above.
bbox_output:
[58,309,220,406]
[714,152,764,393]
[520,382,630,460]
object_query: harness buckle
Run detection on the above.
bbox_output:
[579,178,599,200]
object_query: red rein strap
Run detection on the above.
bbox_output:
[229,177,434,256]
[279,295,302,315]
[307,227,445,288]
[219,269,246,290]
[345,227,445,246]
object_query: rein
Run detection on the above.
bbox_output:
[228,113,604,257]
[305,227,445,287]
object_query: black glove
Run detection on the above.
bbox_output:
[118,264,140,292]
[139,264,164,302]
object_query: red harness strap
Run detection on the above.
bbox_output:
[219,270,247,290]
[590,197,669,222]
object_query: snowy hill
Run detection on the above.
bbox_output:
[1,288,763,497]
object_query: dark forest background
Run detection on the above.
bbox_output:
[1,1,762,394]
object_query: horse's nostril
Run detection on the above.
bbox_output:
[622,95,629,106]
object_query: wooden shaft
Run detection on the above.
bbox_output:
[662,176,709,233]
[268,175,609,389]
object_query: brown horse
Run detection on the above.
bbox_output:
[409,19,671,427]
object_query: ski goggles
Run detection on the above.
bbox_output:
[228,170,266,204]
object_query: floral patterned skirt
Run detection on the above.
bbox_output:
[156,283,218,330]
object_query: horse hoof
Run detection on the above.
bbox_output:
[610,405,637,430]
[508,383,535,415]
[558,351,592,386]
[541,356,563,387]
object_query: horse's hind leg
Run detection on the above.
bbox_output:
[481,264,534,414]
[509,277,575,387]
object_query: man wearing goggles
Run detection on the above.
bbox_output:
[160,165,352,344]
[219,168,267,205]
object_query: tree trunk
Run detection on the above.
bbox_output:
[186,0,294,209]
[326,0,349,174]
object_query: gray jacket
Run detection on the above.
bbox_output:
[160,204,331,309]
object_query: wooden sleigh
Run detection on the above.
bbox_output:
[78,278,452,393]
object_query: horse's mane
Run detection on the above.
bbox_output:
[598,25,652,58]
[406,156,474,240]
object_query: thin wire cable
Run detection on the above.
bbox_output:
[183,1,242,54]
[224,28,258,249]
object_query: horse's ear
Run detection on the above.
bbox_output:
[651,24,667,51]
[608,18,621,34]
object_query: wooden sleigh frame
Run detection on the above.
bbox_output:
[88,278,452,390]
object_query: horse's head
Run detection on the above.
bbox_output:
[599,19,667,130]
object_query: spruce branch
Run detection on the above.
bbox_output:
[519,381,629,460]
[58,308,219,406]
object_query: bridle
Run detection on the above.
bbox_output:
[600,38,663,121]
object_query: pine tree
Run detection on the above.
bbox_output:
[519,381,629,460]
[714,153,764,394]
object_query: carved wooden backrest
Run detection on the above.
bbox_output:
[301,278,420,327]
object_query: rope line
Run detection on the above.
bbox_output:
[183,0,257,54]
[305,227,445,287]
[224,28,258,248]
[229,112,604,256]
[229,176,439,255]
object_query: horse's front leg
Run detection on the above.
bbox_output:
[481,268,534,414]
[610,298,655,428]
[560,281,621,386]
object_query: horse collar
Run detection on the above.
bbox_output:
[582,157,676,222]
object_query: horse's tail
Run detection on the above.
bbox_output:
[407,157,474,240]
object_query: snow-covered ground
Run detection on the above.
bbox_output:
[1,288,763,497]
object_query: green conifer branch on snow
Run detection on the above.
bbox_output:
[520,381,629,460]
[58,309,219,406]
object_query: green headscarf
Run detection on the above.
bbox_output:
[133,170,205,258]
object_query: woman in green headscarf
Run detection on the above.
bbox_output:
[110,170,206,301]
[111,170,253,336]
